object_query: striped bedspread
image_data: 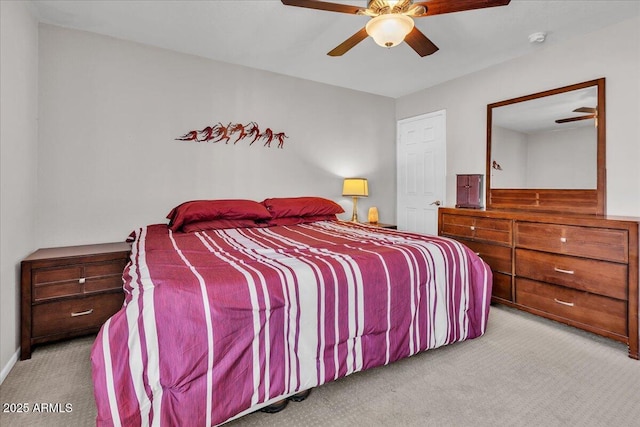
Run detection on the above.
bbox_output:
[91,221,492,426]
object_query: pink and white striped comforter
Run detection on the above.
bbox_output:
[91,221,492,426]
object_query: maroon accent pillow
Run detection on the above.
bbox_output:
[167,199,272,231]
[181,218,261,233]
[265,214,337,227]
[262,197,344,219]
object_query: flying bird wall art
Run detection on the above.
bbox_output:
[176,122,289,148]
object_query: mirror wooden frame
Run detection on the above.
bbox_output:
[486,78,606,215]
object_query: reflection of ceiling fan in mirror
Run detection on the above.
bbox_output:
[555,107,597,124]
[281,0,511,57]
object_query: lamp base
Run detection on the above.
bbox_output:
[350,196,359,222]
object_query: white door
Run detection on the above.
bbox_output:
[397,110,446,235]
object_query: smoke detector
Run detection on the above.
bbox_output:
[528,32,547,43]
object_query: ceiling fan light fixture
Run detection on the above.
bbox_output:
[365,14,414,48]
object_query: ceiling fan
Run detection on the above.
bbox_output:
[281,0,512,57]
[555,107,597,124]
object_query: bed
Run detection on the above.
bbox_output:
[91,198,492,426]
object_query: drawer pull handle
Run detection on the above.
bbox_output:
[560,237,567,243]
[470,226,475,231]
[71,309,94,317]
[78,278,86,284]
[554,267,575,275]
[474,252,481,256]
[554,298,574,307]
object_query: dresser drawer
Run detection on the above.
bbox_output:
[473,217,512,245]
[515,222,628,263]
[441,214,512,245]
[492,272,512,301]
[515,278,627,337]
[458,239,512,274]
[31,292,124,338]
[440,214,474,238]
[515,249,628,300]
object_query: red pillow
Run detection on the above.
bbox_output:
[265,214,337,227]
[262,197,344,219]
[167,199,272,231]
[181,218,261,233]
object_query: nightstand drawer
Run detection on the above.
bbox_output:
[32,259,127,301]
[363,222,397,230]
[84,275,124,293]
[85,261,127,278]
[32,292,124,338]
[33,266,83,285]
[516,278,627,337]
[515,249,627,300]
[34,281,83,301]
[33,274,124,301]
[515,222,628,262]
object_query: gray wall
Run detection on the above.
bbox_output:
[0,1,39,382]
[37,25,397,248]
[396,16,640,217]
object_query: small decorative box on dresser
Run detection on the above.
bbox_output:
[438,207,639,359]
[455,174,483,209]
[20,242,131,360]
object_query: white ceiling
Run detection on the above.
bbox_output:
[32,0,640,98]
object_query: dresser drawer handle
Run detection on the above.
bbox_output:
[71,309,94,317]
[554,298,574,307]
[560,237,567,243]
[470,226,475,231]
[553,267,575,275]
[474,252,481,256]
[78,278,86,284]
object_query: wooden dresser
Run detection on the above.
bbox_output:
[438,207,639,359]
[21,242,130,360]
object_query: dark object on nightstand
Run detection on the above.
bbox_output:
[456,174,483,209]
[20,242,130,360]
[364,222,397,230]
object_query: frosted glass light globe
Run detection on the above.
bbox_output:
[366,14,414,48]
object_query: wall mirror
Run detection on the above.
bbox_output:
[486,78,606,215]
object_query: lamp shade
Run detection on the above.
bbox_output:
[342,178,369,197]
[365,14,414,48]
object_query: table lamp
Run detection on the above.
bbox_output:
[342,178,368,222]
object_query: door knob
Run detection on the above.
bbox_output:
[430,200,441,206]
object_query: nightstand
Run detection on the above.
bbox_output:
[20,242,130,360]
[363,222,398,230]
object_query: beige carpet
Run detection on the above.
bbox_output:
[1,305,639,427]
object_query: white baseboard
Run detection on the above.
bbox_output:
[0,347,20,385]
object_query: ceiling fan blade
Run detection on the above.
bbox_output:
[404,27,439,57]
[281,0,362,14]
[573,107,596,113]
[414,0,511,17]
[328,28,369,56]
[555,114,596,124]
